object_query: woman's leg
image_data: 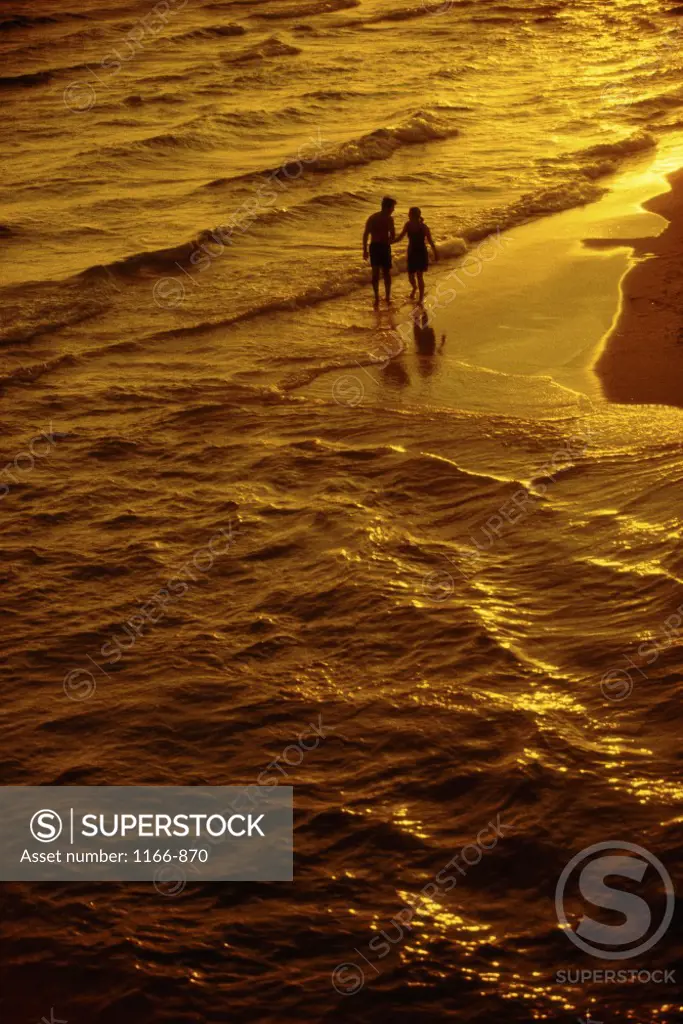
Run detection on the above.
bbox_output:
[417,271,425,303]
[408,271,416,296]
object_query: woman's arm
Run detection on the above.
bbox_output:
[425,226,438,260]
[395,222,409,243]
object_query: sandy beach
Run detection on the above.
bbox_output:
[596,167,683,407]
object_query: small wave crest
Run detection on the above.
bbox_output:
[79,240,198,280]
[0,13,87,33]
[340,0,474,27]
[90,125,221,163]
[256,0,359,19]
[302,110,459,173]
[373,2,470,23]
[200,110,461,190]
[280,110,460,176]
[122,92,184,107]
[0,353,79,391]
[574,129,657,162]
[537,130,657,184]
[0,280,110,347]
[170,23,246,42]
[303,88,365,100]
[0,71,52,90]
[231,34,302,62]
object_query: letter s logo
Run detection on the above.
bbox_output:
[30,809,63,843]
[577,855,650,946]
[556,841,674,960]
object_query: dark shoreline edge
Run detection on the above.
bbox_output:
[595,166,683,408]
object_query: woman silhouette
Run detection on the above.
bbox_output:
[396,206,438,303]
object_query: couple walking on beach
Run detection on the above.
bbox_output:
[363,195,438,307]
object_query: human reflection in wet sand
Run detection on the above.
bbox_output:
[413,309,445,354]
[372,307,411,389]
[413,309,446,378]
[381,354,410,389]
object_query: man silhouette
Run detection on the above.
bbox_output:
[363,196,396,306]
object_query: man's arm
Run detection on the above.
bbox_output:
[389,216,396,244]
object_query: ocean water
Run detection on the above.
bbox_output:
[2,0,683,1021]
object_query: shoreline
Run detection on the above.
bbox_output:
[353,153,671,413]
[595,166,683,407]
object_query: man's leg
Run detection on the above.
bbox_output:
[383,267,392,303]
[371,266,380,306]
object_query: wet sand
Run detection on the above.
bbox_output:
[596,166,683,407]
[303,154,670,417]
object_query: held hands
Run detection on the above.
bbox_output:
[363,251,369,262]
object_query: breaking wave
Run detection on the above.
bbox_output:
[574,129,657,161]
[203,110,461,187]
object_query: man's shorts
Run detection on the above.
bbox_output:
[369,241,392,269]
